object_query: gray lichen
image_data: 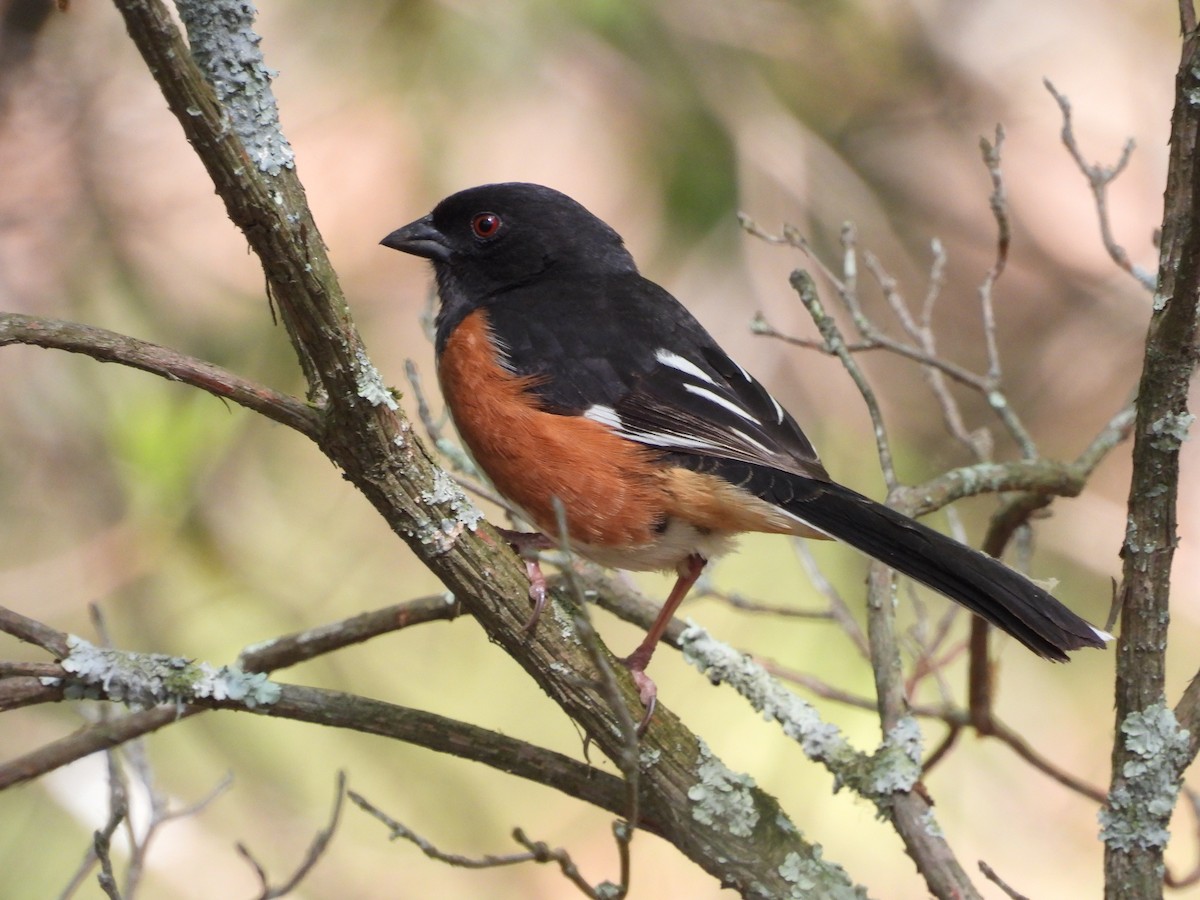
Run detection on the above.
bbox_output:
[353,347,399,411]
[681,624,845,761]
[688,739,760,838]
[1100,703,1190,851]
[1147,411,1194,451]
[176,0,295,176]
[778,848,868,899]
[420,468,484,533]
[681,624,923,810]
[54,635,280,709]
[870,717,922,795]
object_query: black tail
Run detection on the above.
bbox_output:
[780,478,1109,660]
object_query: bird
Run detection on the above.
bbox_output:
[380,182,1109,719]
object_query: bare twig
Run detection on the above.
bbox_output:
[695,585,834,620]
[863,249,985,458]
[777,277,960,895]
[91,780,127,900]
[0,604,71,658]
[756,658,879,712]
[350,799,503,870]
[978,860,1030,900]
[512,828,617,899]
[1044,79,1155,291]
[0,675,63,711]
[0,313,321,439]
[238,594,464,674]
[0,661,63,678]
[792,541,870,657]
[0,667,664,833]
[983,718,1106,804]
[789,269,899,490]
[403,358,448,443]
[752,308,991,393]
[978,127,1036,459]
[404,359,483,480]
[349,790,548,869]
[351,789,622,899]
[238,771,346,899]
[1165,787,1200,889]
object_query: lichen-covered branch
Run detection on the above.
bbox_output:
[1103,12,1200,898]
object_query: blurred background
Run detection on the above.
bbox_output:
[0,0,1187,897]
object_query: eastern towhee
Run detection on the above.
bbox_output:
[381,182,1108,715]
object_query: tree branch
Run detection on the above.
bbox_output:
[0,312,321,439]
[1102,14,1200,898]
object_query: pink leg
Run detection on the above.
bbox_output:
[624,553,707,731]
[496,529,553,634]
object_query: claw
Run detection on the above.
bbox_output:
[625,661,658,736]
[521,558,547,634]
[497,529,554,635]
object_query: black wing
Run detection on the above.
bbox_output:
[481,270,829,480]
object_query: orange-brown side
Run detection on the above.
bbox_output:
[438,308,807,557]
[439,308,668,548]
[656,467,804,537]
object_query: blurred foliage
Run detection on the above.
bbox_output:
[0,1,1187,898]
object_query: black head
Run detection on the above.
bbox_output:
[380,183,637,299]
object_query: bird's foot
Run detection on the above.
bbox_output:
[496,529,554,635]
[623,650,658,736]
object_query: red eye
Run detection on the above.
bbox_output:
[471,212,502,239]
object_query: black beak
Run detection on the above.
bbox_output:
[380,213,452,262]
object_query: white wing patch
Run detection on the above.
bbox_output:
[683,384,761,425]
[726,428,775,457]
[655,349,717,385]
[585,347,815,474]
[583,404,622,429]
[768,394,784,424]
[585,403,726,453]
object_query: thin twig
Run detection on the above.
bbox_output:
[91,785,127,900]
[349,788,536,868]
[695,585,834,620]
[978,718,1107,804]
[0,604,71,658]
[1044,79,1155,291]
[238,771,346,899]
[752,310,992,392]
[404,358,489,482]
[978,127,1037,459]
[789,268,899,489]
[978,860,1030,900]
[0,661,64,678]
[0,675,63,711]
[1165,787,1200,889]
[238,594,464,674]
[512,827,612,899]
[0,313,321,438]
[350,789,609,898]
[792,541,869,657]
